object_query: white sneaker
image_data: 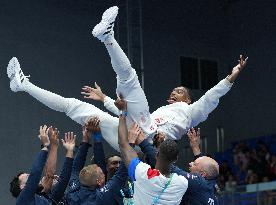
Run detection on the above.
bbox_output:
[92,6,119,42]
[7,57,29,92]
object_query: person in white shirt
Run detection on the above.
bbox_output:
[6,6,247,151]
[115,97,188,205]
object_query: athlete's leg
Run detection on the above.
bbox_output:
[7,57,120,151]
[92,6,156,135]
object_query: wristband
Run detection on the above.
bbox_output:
[119,110,128,117]
[41,144,50,150]
[93,132,103,141]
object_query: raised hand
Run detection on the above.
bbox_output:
[81,82,106,102]
[128,123,141,144]
[48,127,59,147]
[187,127,201,155]
[114,94,127,111]
[62,132,76,152]
[86,117,101,133]
[129,123,146,145]
[227,55,248,83]
[38,125,50,147]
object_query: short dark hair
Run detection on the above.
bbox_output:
[10,172,23,198]
[183,86,193,103]
[159,139,179,163]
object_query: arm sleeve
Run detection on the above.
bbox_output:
[93,140,107,175]
[128,158,141,181]
[69,143,90,183]
[16,150,48,204]
[103,96,120,116]
[97,161,128,203]
[50,157,73,203]
[171,165,203,190]
[189,79,233,127]
[139,139,157,168]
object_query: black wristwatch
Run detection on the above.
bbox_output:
[41,144,50,150]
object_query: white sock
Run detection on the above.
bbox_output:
[104,36,135,82]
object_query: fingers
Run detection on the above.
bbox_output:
[64,132,76,143]
[82,86,93,91]
[81,91,91,96]
[95,82,100,89]
[197,128,200,137]
[40,125,48,135]
[187,127,199,138]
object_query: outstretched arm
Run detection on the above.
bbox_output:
[81,82,120,115]
[41,127,59,193]
[128,122,157,167]
[115,96,138,168]
[189,55,248,127]
[187,128,203,159]
[86,117,107,174]
[50,132,75,203]
[226,55,248,83]
[17,125,50,204]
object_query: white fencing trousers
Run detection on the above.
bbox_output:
[65,98,120,151]
[105,37,156,136]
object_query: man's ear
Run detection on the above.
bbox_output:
[19,183,25,190]
[200,171,207,178]
[185,97,191,104]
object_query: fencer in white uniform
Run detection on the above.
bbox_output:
[7,6,247,151]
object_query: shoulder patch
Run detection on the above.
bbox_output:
[147,168,160,179]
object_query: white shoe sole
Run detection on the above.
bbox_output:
[7,57,20,79]
[92,6,118,38]
[7,57,24,92]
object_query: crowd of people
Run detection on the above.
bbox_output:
[218,140,276,192]
[8,5,249,205]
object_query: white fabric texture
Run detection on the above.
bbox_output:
[104,78,233,140]
[133,162,188,205]
[105,37,157,135]
[24,81,120,151]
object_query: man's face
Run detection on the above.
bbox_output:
[167,86,190,104]
[107,156,121,177]
[96,167,106,188]
[18,173,29,190]
[189,158,203,174]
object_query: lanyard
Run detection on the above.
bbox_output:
[151,173,174,205]
[120,181,134,205]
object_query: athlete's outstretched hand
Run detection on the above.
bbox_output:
[227,55,248,83]
[81,82,106,102]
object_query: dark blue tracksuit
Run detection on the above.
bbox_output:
[139,139,219,205]
[94,139,133,205]
[65,142,128,205]
[16,150,73,205]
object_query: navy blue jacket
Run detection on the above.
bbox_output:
[139,139,219,205]
[16,150,73,205]
[171,166,219,205]
[94,140,134,205]
[65,142,128,205]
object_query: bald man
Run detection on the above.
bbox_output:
[171,128,219,205]
[129,126,219,205]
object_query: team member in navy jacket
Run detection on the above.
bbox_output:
[130,125,219,205]
[10,126,75,205]
[64,118,128,205]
